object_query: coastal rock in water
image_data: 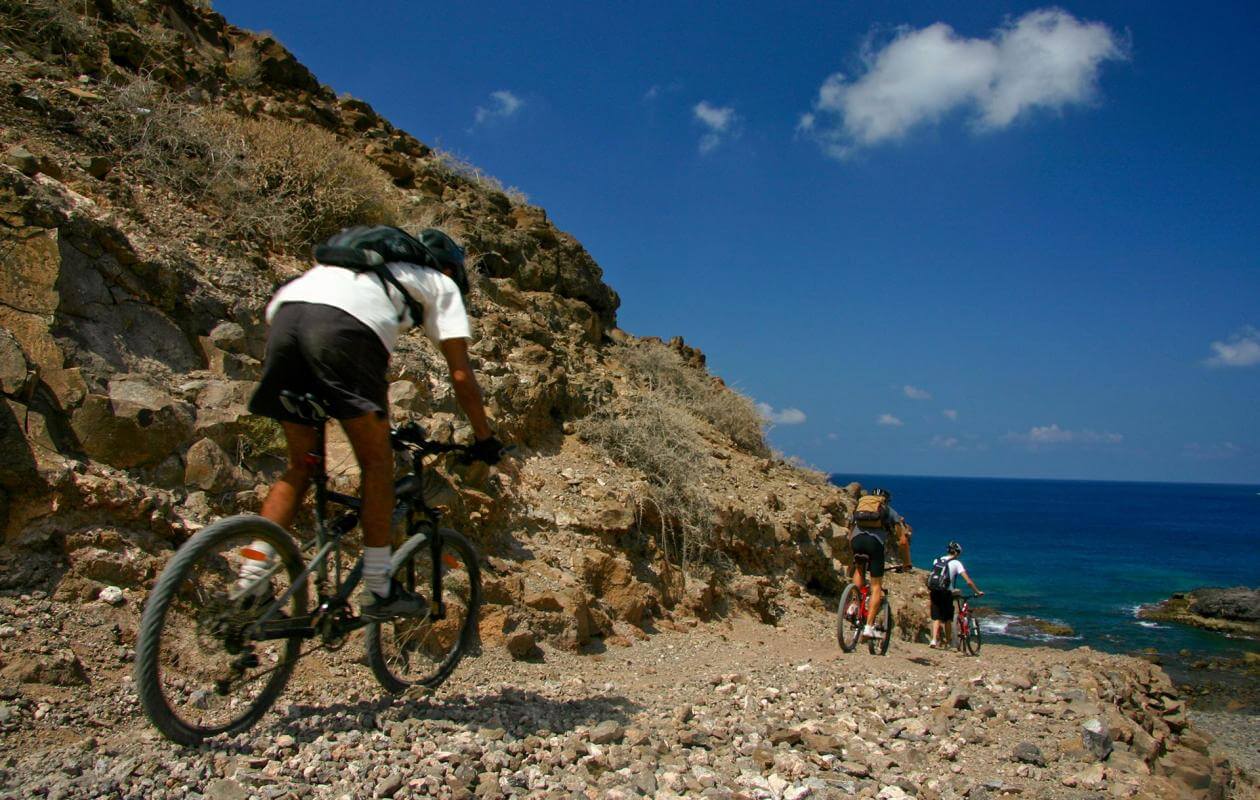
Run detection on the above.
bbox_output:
[1140,586,1260,638]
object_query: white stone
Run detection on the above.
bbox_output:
[98,586,125,606]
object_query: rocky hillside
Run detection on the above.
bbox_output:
[0,3,1253,799]
[0,0,853,649]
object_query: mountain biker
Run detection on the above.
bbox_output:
[240,227,505,620]
[928,540,983,649]
[849,488,905,641]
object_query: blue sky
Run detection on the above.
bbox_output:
[214,1,1260,484]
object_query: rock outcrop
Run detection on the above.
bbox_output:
[1141,587,1260,639]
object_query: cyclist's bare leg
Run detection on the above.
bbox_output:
[340,412,394,548]
[260,422,319,528]
[866,576,884,627]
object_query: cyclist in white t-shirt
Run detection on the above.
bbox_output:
[242,227,504,620]
[928,541,983,649]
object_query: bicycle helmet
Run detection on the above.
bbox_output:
[947,540,962,556]
[418,228,470,296]
[872,488,892,501]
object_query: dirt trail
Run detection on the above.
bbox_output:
[1,592,1253,799]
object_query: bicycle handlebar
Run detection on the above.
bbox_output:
[390,423,472,457]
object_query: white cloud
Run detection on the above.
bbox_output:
[1183,442,1242,461]
[756,402,807,426]
[826,432,839,441]
[693,100,741,154]
[473,90,524,126]
[1006,423,1122,446]
[903,384,932,400]
[1205,325,1260,368]
[877,413,904,427]
[800,8,1125,157]
[931,435,960,449]
[942,409,958,421]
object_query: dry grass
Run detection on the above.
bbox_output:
[224,47,261,87]
[432,147,528,206]
[577,393,717,568]
[0,0,95,59]
[97,76,399,251]
[617,340,768,456]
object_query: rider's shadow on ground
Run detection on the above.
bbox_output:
[259,686,643,746]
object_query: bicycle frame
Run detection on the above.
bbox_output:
[245,415,450,644]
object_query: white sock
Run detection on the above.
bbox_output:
[363,546,393,599]
[236,540,276,595]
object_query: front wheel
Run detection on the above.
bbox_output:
[868,597,892,655]
[836,583,863,653]
[365,527,481,693]
[133,515,307,746]
[962,611,982,655]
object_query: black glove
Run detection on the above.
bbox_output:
[466,435,505,465]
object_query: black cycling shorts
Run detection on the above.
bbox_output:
[249,302,390,424]
[930,588,956,622]
[850,532,886,577]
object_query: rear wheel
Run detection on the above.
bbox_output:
[134,515,306,745]
[868,597,892,655]
[366,527,481,693]
[836,583,863,653]
[962,611,982,655]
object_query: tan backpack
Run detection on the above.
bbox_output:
[853,494,890,529]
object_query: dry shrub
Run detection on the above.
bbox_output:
[577,393,717,567]
[617,341,768,456]
[215,114,400,248]
[0,0,95,59]
[98,76,399,251]
[432,147,528,206]
[224,47,261,87]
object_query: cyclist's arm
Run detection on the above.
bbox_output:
[439,337,493,441]
[960,570,982,594]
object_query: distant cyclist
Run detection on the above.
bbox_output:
[848,488,904,641]
[927,540,983,649]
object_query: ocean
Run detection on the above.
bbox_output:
[828,474,1260,660]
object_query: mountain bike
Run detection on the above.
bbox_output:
[836,554,893,655]
[955,592,982,655]
[134,391,483,746]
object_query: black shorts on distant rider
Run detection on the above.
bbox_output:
[850,532,886,577]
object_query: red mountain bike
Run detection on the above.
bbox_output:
[954,592,982,655]
[836,554,892,655]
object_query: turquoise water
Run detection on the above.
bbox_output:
[829,474,1260,659]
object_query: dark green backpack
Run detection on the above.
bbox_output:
[313,226,468,326]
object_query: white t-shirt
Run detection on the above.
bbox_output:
[266,263,471,353]
[946,558,967,590]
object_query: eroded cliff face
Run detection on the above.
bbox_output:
[0,0,855,648]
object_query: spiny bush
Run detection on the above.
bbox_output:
[0,0,96,61]
[617,340,768,456]
[432,147,528,206]
[98,76,399,251]
[577,392,717,568]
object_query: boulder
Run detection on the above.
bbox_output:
[71,377,194,468]
[0,330,29,396]
[1011,741,1046,767]
[1081,718,1113,761]
[505,630,538,660]
[184,438,244,493]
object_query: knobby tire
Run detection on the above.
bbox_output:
[133,515,306,746]
[836,583,862,653]
[365,527,481,693]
